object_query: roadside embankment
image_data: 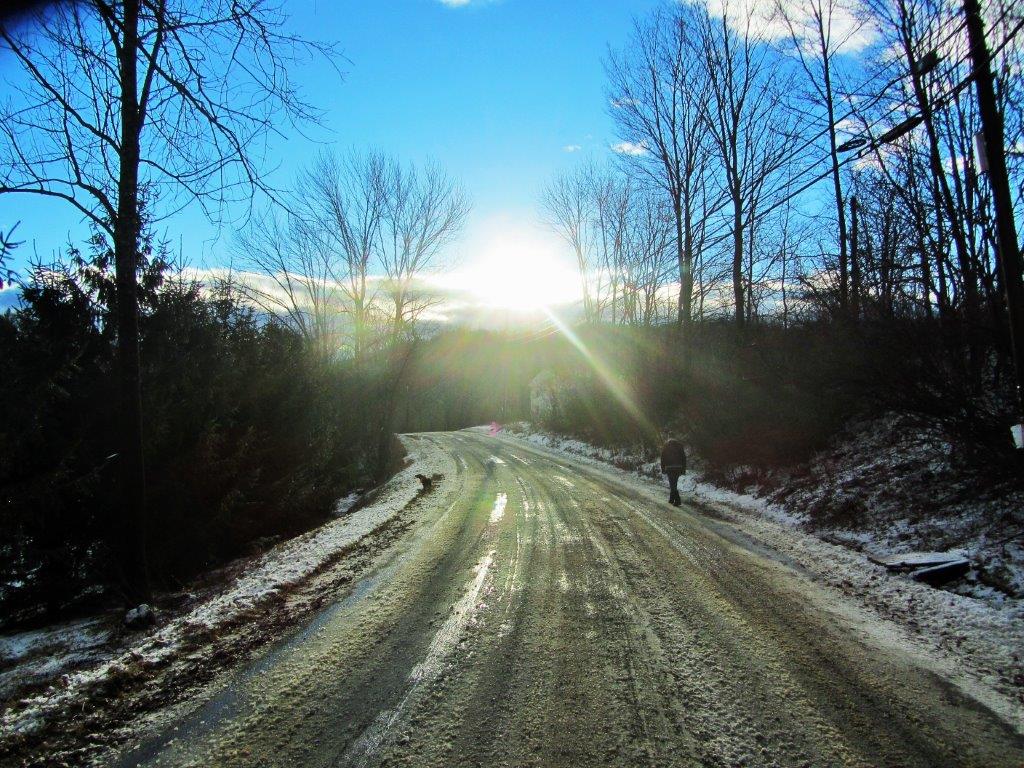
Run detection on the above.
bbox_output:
[0,435,456,766]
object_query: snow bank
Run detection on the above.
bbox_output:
[0,617,115,700]
[0,435,454,738]
[767,412,1024,603]
[332,491,363,517]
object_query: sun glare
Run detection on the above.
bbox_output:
[452,230,581,312]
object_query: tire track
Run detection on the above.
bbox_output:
[119,431,1024,768]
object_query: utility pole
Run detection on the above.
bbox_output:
[964,0,1024,446]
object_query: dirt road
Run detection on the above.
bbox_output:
[115,431,1024,767]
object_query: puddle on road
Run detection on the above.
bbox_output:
[342,550,496,766]
[340,473,523,764]
[490,492,508,523]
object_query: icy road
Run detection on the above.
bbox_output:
[116,431,1023,767]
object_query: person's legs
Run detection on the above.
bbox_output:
[668,471,681,505]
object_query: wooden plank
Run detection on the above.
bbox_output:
[910,559,971,586]
[867,551,965,572]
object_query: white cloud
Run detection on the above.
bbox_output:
[834,117,862,139]
[611,140,647,156]
[852,149,886,172]
[697,0,877,55]
[563,144,582,153]
[437,0,473,6]
[0,284,22,311]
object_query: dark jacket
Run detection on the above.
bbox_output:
[660,439,687,474]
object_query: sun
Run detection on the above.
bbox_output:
[452,229,581,312]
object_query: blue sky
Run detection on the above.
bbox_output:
[0,0,663,273]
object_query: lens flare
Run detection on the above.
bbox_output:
[542,307,659,441]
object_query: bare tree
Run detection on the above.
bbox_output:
[542,164,602,323]
[299,151,389,360]
[849,0,1024,392]
[234,208,346,359]
[379,159,469,340]
[605,4,721,333]
[889,0,977,321]
[776,0,868,315]
[544,162,678,326]
[700,2,794,329]
[591,168,632,322]
[0,0,337,598]
[240,151,466,358]
[623,190,675,326]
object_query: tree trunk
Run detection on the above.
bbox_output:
[822,50,850,314]
[850,195,861,320]
[114,0,150,603]
[732,191,745,329]
[904,157,936,317]
[675,196,693,335]
[780,226,789,328]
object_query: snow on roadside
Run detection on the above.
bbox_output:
[499,424,1024,717]
[766,412,1024,603]
[0,435,455,738]
[506,421,1023,598]
[332,491,363,517]
[0,618,115,700]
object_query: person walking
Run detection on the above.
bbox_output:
[660,437,687,506]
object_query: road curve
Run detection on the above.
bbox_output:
[115,430,1024,768]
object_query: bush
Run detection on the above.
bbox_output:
[507,318,1018,472]
[0,240,371,627]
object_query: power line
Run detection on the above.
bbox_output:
[781,18,970,168]
[758,79,997,221]
[781,0,1020,186]
[755,20,974,212]
[664,40,985,262]
[752,12,1024,226]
